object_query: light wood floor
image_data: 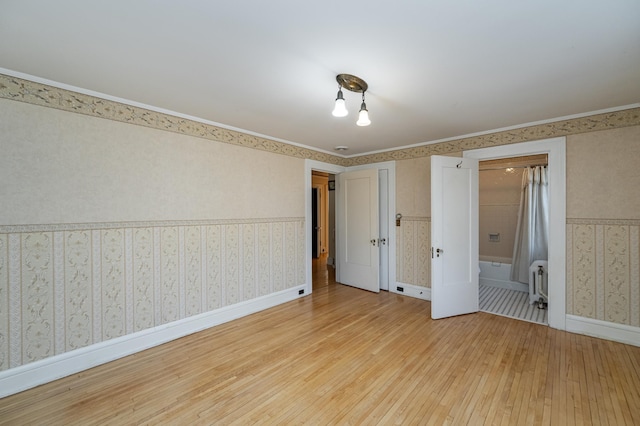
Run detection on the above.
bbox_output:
[1,264,640,425]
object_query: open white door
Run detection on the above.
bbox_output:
[431,156,479,319]
[337,168,379,293]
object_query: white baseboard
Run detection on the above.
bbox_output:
[0,285,306,398]
[391,282,431,301]
[566,315,640,347]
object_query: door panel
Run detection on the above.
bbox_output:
[379,169,389,291]
[337,169,379,293]
[312,188,318,258]
[431,156,478,319]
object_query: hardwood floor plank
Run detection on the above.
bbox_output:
[604,340,637,425]
[1,278,640,425]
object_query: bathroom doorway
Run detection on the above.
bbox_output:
[478,155,549,324]
[464,137,566,330]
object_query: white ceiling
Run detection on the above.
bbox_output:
[1,1,639,156]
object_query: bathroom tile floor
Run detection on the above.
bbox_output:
[479,284,548,325]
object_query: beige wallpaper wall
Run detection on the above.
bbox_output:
[394,158,432,287]
[0,100,304,224]
[0,220,305,370]
[0,97,306,371]
[396,217,430,288]
[394,157,428,288]
[1,73,639,374]
[566,126,640,220]
[566,222,639,326]
[566,126,640,327]
[395,157,432,218]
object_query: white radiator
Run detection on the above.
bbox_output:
[529,260,548,306]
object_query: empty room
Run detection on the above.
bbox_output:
[1,1,639,424]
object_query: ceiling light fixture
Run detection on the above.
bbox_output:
[331,74,370,126]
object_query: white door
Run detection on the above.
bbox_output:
[379,169,389,291]
[337,168,379,292]
[431,156,479,319]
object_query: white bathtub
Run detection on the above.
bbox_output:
[479,260,528,292]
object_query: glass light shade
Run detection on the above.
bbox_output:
[356,104,371,126]
[332,98,348,117]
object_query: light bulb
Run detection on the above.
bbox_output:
[332,89,348,117]
[356,102,371,126]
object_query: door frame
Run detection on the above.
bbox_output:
[305,160,346,293]
[464,137,566,331]
[304,159,396,295]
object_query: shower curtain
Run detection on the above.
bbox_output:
[510,166,549,284]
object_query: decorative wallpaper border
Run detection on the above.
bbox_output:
[567,218,640,226]
[0,217,305,234]
[0,74,348,166]
[347,108,640,166]
[1,73,639,167]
